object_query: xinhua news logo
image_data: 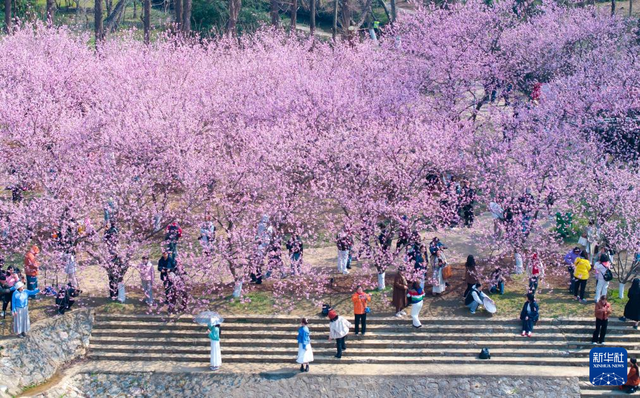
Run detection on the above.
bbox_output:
[590,347,628,386]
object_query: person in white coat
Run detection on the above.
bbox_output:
[594,254,612,303]
[432,256,447,295]
[63,250,78,288]
[328,310,351,358]
[514,251,524,275]
[139,255,154,305]
[199,214,216,255]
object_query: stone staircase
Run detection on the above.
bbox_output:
[88,314,640,396]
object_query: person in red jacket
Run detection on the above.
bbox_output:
[351,285,371,336]
[592,295,612,345]
[24,245,40,293]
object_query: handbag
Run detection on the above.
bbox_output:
[442,265,452,280]
[365,306,371,314]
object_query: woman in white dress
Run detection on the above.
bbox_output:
[432,257,446,295]
[64,250,78,288]
[208,323,222,371]
[296,317,313,372]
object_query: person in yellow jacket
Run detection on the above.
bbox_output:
[573,250,592,303]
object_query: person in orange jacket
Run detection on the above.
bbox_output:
[352,285,371,336]
[619,358,639,393]
[24,245,40,292]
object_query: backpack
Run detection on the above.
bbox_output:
[603,268,613,282]
[479,348,491,360]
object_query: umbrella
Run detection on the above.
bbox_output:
[483,297,497,314]
[194,311,224,326]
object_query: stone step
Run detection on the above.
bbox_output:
[580,387,634,396]
[88,335,640,350]
[578,375,639,396]
[568,341,640,349]
[89,329,577,341]
[90,329,640,342]
[93,314,608,326]
[90,321,639,335]
[88,343,640,359]
[87,344,577,357]
[88,336,574,349]
[86,352,589,366]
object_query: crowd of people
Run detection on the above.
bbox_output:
[2,212,640,395]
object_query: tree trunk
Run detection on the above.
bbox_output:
[182,0,191,32]
[95,0,104,44]
[104,0,131,33]
[378,272,386,290]
[309,0,315,35]
[378,0,390,22]
[290,0,297,32]
[332,0,338,39]
[619,282,625,299]
[105,0,112,15]
[270,0,279,26]
[174,0,182,30]
[629,0,632,16]
[46,0,56,24]
[610,0,615,15]
[143,0,150,44]
[4,0,11,33]
[226,0,240,35]
[133,0,136,18]
[390,0,396,23]
[339,0,351,39]
[353,0,372,31]
[232,280,243,298]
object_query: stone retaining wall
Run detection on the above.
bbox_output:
[0,308,93,397]
[36,373,581,398]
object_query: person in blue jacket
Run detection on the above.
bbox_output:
[12,281,39,337]
[296,317,313,372]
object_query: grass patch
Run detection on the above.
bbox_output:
[225,291,275,315]
[489,273,626,318]
[97,302,136,314]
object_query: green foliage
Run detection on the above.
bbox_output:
[191,0,227,33]
[191,0,270,35]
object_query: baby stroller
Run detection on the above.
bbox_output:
[55,283,81,315]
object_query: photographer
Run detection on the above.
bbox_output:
[56,283,81,315]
